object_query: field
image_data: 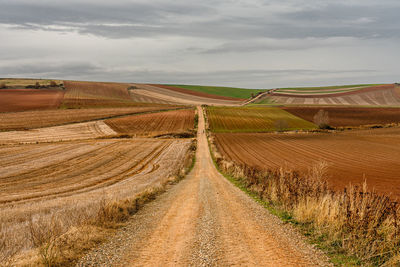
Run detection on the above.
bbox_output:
[131,84,243,106]
[0,121,116,144]
[0,138,191,261]
[282,106,400,127]
[62,81,138,108]
[275,84,381,94]
[0,106,172,131]
[105,109,195,137]
[0,89,64,112]
[257,84,400,106]
[0,78,63,88]
[164,84,265,99]
[213,128,400,196]
[206,106,316,132]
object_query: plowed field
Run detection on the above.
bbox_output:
[214,128,400,196]
[0,106,170,131]
[282,107,400,127]
[207,106,316,132]
[105,109,195,136]
[262,84,400,106]
[0,138,191,252]
[0,89,64,112]
[62,81,139,108]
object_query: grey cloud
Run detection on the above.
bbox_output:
[1,1,399,39]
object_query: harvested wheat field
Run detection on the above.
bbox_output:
[62,81,142,108]
[282,106,400,127]
[0,106,172,131]
[0,89,64,113]
[207,106,316,132]
[0,120,116,144]
[0,138,191,261]
[105,109,195,137]
[214,127,400,197]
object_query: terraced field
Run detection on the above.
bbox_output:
[0,89,64,112]
[0,106,171,131]
[62,81,139,108]
[214,128,400,196]
[282,107,400,127]
[0,138,191,255]
[105,109,195,136]
[206,106,316,132]
[258,84,400,106]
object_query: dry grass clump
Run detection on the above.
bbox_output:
[214,147,400,265]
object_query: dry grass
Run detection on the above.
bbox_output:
[0,138,195,266]
[209,132,400,265]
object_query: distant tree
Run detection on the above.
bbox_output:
[34,82,40,89]
[313,109,331,129]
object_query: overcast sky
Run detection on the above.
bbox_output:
[0,0,399,88]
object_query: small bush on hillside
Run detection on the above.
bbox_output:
[0,83,6,89]
[50,81,58,87]
[313,109,331,129]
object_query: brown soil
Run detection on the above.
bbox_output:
[0,89,64,113]
[150,84,245,101]
[78,107,329,266]
[105,109,195,136]
[62,81,136,108]
[0,106,172,131]
[214,129,400,197]
[282,107,400,127]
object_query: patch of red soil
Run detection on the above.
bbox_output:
[0,89,64,113]
[282,107,400,127]
[214,130,400,197]
[149,84,245,101]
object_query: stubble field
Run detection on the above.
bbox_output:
[0,138,191,261]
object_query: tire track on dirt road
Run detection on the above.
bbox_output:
[78,106,330,266]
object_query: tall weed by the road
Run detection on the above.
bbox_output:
[212,141,400,265]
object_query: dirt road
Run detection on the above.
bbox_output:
[78,106,329,266]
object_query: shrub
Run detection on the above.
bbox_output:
[50,81,58,87]
[313,109,331,129]
[0,83,6,89]
[34,82,40,89]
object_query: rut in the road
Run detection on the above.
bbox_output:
[78,106,330,267]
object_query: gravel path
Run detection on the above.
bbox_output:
[77,106,331,266]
